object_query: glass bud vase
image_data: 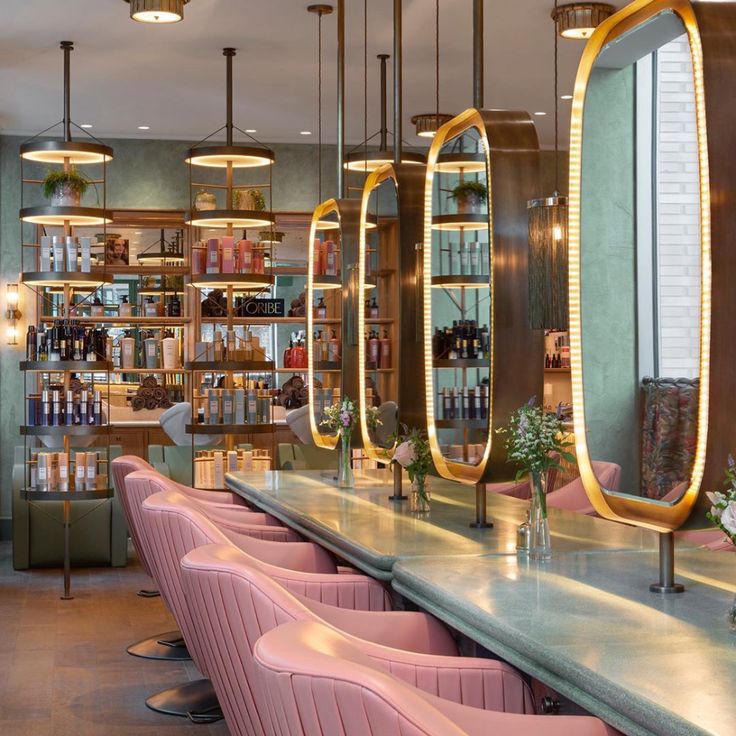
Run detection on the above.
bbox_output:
[410,475,431,513]
[337,433,355,489]
[529,471,551,560]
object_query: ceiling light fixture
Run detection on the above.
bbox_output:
[551,3,615,40]
[411,0,453,139]
[245,128,257,133]
[300,131,312,135]
[528,0,569,330]
[561,94,573,99]
[534,111,547,116]
[125,0,190,24]
[80,123,93,129]
[137,125,150,130]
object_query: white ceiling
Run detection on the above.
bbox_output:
[0,0,592,148]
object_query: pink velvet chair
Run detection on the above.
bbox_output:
[112,457,298,663]
[180,543,536,736]
[546,461,621,515]
[135,474,393,719]
[254,620,622,736]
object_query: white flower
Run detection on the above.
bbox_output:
[393,440,415,468]
[720,502,736,536]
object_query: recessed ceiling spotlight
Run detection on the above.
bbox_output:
[245,128,257,133]
[300,131,312,135]
[533,111,547,116]
[80,123,93,129]
[138,125,151,130]
[560,94,573,100]
[135,231,143,235]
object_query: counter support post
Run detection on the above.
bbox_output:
[649,531,684,594]
[469,482,493,529]
[388,462,407,501]
[61,500,73,600]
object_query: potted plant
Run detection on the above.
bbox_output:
[42,167,90,207]
[448,180,487,214]
[705,456,736,631]
[498,398,574,560]
[393,425,433,513]
[233,187,265,211]
[194,189,217,211]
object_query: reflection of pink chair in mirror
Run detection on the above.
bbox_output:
[253,620,622,736]
[546,462,622,516]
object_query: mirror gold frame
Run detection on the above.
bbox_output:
[569,0,714,531]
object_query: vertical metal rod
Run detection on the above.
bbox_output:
[378,54,389,150]
[393,0,402,164]
[337,0,345,198]
[61,500,73,599]
[389,460,407,501]
[473,0,484,109]
[61,41,73,142]
[469,482,493,528]
[224,48,236,146]
[650,531,685,593]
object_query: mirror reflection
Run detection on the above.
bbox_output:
[429,125,492,469]
[581,12,701,503]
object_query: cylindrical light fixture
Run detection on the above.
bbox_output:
[125,0,189,24]
[527,195,569,330]
[411,113,453,138]
[551,3,615,39]
[5,283,20,345]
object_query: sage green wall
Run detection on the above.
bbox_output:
[580,68,639,492]
[0,137,564,533]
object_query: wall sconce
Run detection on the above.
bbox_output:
[5,283,21,345]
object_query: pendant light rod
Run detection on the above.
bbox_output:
[379,54,389,150]
[337,0,345,198]
[61,41,73,142]
[224,47,236,147]
[393,0,402,165]
[473,0,484,109]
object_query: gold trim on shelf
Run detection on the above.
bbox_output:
[568,0,710,532]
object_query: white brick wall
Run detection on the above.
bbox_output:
[656,35,700,379]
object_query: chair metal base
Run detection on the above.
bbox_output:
[137,589,161,598]
[146,678,222,722]
[127,630,191,661]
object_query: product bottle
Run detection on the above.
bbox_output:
[40,236,52,271]
[121,333,136,369]
[120,295,133,317]
[327,330,340,363]
[57,452,69,493]
[90,297,104,317]
[325,240,337,276]
[459,242,469,275]
[26,326,37,361]
[369,297,379,319]
[52,237,65,273]
[79,237,92,273]
[243,330,253,361]
[316,297,327,320]
[93,390,102,426]
[247,388,257,424]
[221,236,235,273]
[367,330,380,365]
[379,330,391,369]
[213,331,224,361]
[283,338,293,369]
[166,294,181,317]
[206,238,220,273]
[144,336,159,369]
[65,236,77,272]
[226,329,236,359]
[79,389,88,426]
[239,239,253,272]
[469,242,481,275]
[86,452,97,491]
[291,338,306,369]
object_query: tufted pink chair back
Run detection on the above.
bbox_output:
[111,456,158,575]
[180,544,539,736]
[254,621,620,736]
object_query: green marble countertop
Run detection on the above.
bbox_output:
[393,550,736,736]
[226,470,654,579]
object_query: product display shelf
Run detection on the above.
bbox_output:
[39,316,191,326]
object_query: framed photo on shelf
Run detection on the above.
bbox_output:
[105,236,129,266]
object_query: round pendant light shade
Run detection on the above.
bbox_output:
[344,150,425,172]
[551,3,615,39]
[411,113,453,138]
[126,0,189,23]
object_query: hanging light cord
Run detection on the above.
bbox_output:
[364,0,368,165]
[554,0,560,193]
[318,9,323,202]
[435,0,440,125]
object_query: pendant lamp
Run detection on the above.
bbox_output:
[551,3,614,39]
[527,0,569,330]
[125,0,189,24]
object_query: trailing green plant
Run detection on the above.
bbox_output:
[42,167,90,200]
[448,180,488,203]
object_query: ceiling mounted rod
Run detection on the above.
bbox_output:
[473,0,484,109]
[61,41,73,142]
[378,54,389,150]
[337,0,345,198]
[224,47,236,146]
[393,0,402,165]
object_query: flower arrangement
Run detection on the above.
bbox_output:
[393,425,433,508]
[706,455,736,546]
[498,398,574,482]
[321,397,357,439]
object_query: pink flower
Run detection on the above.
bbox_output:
[721,501,736,536]
[394,440,415,468]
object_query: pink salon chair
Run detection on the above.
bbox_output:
[112,457,298,662]
[135,475,392,720]
[546,461,622,515]
[254,620,622,736]
[180,543,536,736]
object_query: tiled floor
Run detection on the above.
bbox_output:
[0,541,228,736]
